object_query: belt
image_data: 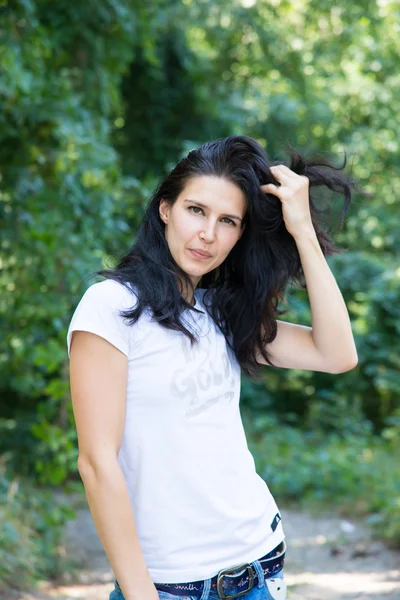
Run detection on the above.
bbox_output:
[153,539,286,599]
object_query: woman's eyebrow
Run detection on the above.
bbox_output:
[183,198,243,222]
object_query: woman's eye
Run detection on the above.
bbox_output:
[222,217,236,226]
[189,206,203,214]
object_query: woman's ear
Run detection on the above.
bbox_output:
[159,198,170,224]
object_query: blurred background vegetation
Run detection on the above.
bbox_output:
[1,0,399,591]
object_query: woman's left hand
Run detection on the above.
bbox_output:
[260,164,315,239]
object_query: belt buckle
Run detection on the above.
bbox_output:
[216,563,254,599]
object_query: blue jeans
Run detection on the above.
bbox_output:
[109,564,286,600]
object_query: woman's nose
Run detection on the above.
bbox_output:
[200,221,217,242]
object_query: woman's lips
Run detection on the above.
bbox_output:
[188,249,212,260]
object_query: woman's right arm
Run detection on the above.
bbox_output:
[69,330,159,600]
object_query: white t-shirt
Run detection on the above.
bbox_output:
[66,278,285,583]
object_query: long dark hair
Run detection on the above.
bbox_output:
[92,135,364,377]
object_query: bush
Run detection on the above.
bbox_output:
[242,407,400,548]
[0,459,76,591]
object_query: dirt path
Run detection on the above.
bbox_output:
[281,508,400,599]
[5,502,400,600]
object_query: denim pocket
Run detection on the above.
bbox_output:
[264,569,286,600]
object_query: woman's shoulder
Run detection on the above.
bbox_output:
[78,278,138,310]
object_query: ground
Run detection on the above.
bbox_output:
[3,501,400,600]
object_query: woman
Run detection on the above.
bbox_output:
[67,135,360,600]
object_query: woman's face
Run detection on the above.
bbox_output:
[159,175,246,291]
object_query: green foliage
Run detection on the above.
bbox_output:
[2,0,399,479]
[252,250,400,430]
[0,0,148,477]
[242,408,400,548]
[0,460,76,590]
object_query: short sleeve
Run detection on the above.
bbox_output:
[66,279,137,359]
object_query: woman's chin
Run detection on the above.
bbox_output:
[178,265,207,286]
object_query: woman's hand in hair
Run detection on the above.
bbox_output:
[261,165,314,239]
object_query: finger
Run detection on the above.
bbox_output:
[269,165,291,183]
[272,164,296,178]
[261,183,281,196]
